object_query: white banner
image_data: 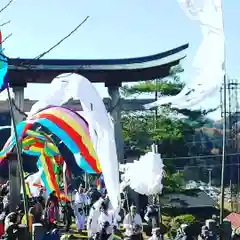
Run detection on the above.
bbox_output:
[145,0,225,110]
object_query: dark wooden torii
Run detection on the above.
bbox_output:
[5,43,188,210]
[7,43,188,163]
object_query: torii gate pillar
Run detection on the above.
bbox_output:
[107,85,124,164]
[8,85,25,211]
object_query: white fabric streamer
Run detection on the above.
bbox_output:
[120,152,164,196]
[29,73,120,210]
[23,169,46,198]
[145,0,224,110]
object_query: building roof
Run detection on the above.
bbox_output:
[161,189,217,209]
[0,98,155,112]
[225,213,240,229]
[8,44,188,86]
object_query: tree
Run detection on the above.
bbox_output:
[163,171,185,193]
[122,68,212,161]
[121,66,215,184]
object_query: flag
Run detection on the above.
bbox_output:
[96,174,105,193]
[0,30,8,92]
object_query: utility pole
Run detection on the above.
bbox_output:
[230,179,233,212]
[220,0,227,224]
[208,168,212,187]
[152,79,162,226]
[220,73,227,224]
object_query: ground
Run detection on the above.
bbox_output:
[60,224,125,239]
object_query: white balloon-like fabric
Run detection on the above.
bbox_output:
[120,152,164,196]
[29,73,120,210]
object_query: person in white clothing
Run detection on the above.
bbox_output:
[73,187,86,232]
[98,201,116,236]
[149,228,164,240]
[87,197,104,239]
[123,205,143,240]
[83,188,90,215]
[74,187,86,207]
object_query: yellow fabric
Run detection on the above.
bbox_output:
[25,184,31,197]
[24,172,31,197]
[21,214,33,232]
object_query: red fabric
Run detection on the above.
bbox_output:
[0,223,4,237]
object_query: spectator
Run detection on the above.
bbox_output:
[4,212,20,240]
[62,201,74,232]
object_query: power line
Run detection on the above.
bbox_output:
[163,152,240,161]
[175,162,240,170]
[34,16,89,60]
[0,0,14,14]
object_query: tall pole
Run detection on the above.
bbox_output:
[7,87,30,233]
[153,79,162,226]
[220,74,227,224]
[220,0,227,224]
[230,179,233,212]
[84,172,87,188]
[208,168,212,187]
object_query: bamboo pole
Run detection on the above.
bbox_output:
[7,87,30,234]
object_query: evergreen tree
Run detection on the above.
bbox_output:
[121,66,215,174]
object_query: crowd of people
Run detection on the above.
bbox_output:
[0,182,144,240]
[0,181,238,240]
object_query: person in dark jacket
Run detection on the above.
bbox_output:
[62,201,75,232]
[4,212,20,240]
[98,221,111,240]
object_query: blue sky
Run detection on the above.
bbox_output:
[0,0,239,119]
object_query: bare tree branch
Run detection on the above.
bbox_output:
[0,0,14,14]
[0,20,11,27]
[34,16,89,60]
[2,33,12,44]
[1,16,89,71]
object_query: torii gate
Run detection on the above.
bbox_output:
[5,44,188,210]
[8,43,188,163]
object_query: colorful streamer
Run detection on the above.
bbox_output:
[25,107,101,173]
[96,174,105,193]
[0,107,101,174]
[22,130,62,198]
[0,107,102,200]
[0,30,8,92]
[112,234,122,240]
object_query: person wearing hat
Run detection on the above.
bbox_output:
[123,205,143,240]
